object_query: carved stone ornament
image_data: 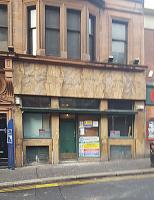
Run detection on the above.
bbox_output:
[0,76,6,95]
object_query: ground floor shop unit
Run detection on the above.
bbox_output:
[13,95,145,167]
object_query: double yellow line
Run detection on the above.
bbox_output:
[0,173,154,193]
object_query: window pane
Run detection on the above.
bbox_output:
[24,113,42,138]
[22,96,51,107]
[0,5,7,27]
[67,32,80,59]
[108,115,134,138]
[112,41,126,64]
[32,29,36,55]
[0,28,7,51]
[67,10,80,31]
[59,98,100,109]
[23,113,51,139]
[46,7,60,29]
[89,36,94,61]
[89,17,94,35]
[30,9,36,28]
[46,29,60,56]
[112,22,126,40]
[78,115,99,137]
[28,7,36,55]
[108,100,133,110]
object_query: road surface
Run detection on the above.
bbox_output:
[0,174,154,200]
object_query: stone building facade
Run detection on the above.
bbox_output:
[144,6,154,155]
[0,0,146,167]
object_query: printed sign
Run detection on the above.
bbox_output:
[148,120,154,139]
[110,130,120,138]
[84,121,93,128]
[7,129,13,144]
[93,121,98,127]
[79,136,100,158]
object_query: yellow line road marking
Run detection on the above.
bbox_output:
[0,173,154,193]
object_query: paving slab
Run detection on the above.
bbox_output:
[0,158,153,188]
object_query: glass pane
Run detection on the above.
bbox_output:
[46,7,60,29]
[0,28,7,41]
[112,41,126,64]
[67,32,80,59]
[30,9,36,28]
[32,29,36,55]
[23,113,51,138]
[108,115,133,138]
[108,100,133,110]
[67,10,80,31]
[42,113,50,136]
[112,22,126,41]
[24,113,42,138]
[22,96,51,107]
[78,115,99,137]
[89,16,94,35]
[0,28,8,51]
[89,36,94,61]
[0,6,7,26]
[46,29,60,56]
[59,98,100,109]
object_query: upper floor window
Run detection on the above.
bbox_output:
[28,6,36,55]
[0,5,8,51]
[67,9,81,59]
[112,21,127,64]
[45,6,60,56]
[89,15,96,61]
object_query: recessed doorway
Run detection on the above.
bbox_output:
[0,113,8,166]
[59,114,77,161]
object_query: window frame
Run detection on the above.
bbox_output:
[45,5,60,56]
[108,114,134,138]
[0,4,8,52]
[67,9,81,60]
[112,20,128,64]
[27,6,36,55]
[23,112,51,139]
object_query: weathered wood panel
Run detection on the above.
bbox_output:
[14,62,146,100]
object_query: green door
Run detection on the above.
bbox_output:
[60,120,76,160]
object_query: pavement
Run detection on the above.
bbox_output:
[0,158,154,189]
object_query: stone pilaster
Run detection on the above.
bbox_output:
[100,100,108,161]
[51,98,59,164]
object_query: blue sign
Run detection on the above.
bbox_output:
[7,119,15,169]
[7,129,13,144]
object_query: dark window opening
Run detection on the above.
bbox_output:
[108,100,133,110]
[0,5,8,51]
[26,146,49,164]
[59,98,100,109]
[67,9,81,59]
[22,96,51,107]
[27,6,36,55]
[108,115,134,138]
[89,15,96,61]
[112,20,128,64]
[45,6,60,56]
[0,59,5,68]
